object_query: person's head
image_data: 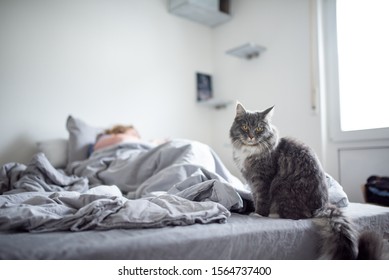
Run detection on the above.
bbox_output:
[105,125,141,139]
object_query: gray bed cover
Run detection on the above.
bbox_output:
[0,203,388,259]
[0,140,248,232]
[1,138,381,259]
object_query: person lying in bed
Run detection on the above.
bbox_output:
[94,125,167,152]
[94,125,141,151]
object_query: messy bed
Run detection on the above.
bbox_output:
[0,116,388,259]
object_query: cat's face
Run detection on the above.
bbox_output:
[230,102,275,147]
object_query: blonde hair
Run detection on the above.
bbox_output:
[104,125,134,135]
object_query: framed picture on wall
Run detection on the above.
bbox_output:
[196,72,213,102]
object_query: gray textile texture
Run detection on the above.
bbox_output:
[66,139,246,204]
[1,203,387,260]
[0,185,229,232]
[0,140,244,232]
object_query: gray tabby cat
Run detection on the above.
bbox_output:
[230,102,382,259]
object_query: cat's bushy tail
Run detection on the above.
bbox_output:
[314,204,383,259]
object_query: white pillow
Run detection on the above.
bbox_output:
[37,139,68,168]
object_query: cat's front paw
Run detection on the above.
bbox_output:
[249,212,264,218]
[268,213,280,218]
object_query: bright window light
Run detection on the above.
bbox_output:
[336,0,389,132]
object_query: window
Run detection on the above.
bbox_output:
[322,0,389,141]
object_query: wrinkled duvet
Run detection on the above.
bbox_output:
[0,140,249,232]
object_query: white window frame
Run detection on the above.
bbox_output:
[322,0,389,142]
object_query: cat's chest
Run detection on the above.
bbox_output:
[233,146,270,173]
[233,148,249,172]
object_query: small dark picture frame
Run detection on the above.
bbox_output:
[196,72,213,102]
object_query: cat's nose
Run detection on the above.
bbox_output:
[248,133,254,139]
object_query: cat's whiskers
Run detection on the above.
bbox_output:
[261,142,271,154]
[231,138,244,149]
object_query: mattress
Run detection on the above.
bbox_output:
[1,203,388,260]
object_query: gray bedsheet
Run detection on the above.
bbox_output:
[0,140,246,232]
[0,203,388,259]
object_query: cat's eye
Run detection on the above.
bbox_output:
[255,127,263,133]
[242,125,249,131]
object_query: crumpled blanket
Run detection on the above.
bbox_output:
[0,185,229,232]
[66,139,249,206]
[0,139,247,232]
[0,154,88,194]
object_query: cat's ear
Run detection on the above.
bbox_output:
[236,101,246,117]
[263,106,275,121]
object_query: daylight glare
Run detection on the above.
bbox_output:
[337,0,389,131]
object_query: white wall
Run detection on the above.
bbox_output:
[0,0,215,165]
[211,0,323,176]
[0,0,325,180]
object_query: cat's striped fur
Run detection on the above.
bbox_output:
[229,102,382,259]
